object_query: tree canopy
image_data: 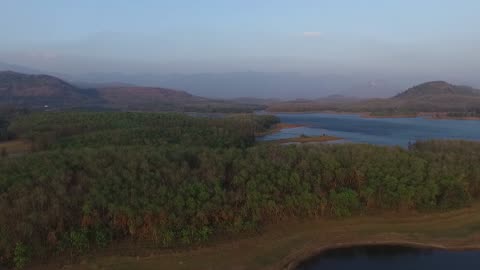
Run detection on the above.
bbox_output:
[0,111,479,268]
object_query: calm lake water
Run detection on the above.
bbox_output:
[259,113,480,147]
[297,245,480,270]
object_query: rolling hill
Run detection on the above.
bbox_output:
[0,71,262,112]
[394,81,480,99]
[267,81,480,114]
[97,86,262,112]
[0,71,102,108]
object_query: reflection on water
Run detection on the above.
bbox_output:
[259,113,480,147]
[297,245,480,270]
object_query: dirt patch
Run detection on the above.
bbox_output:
[0,139,31,157]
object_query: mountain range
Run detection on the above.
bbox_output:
[0,71,101,108]
[0,61,411,99]
[267,81,480,113]
[1,69,480,115]
[0,71,261,112]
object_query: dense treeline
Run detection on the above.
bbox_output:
[8,112,278,151]
[0,117,7,141]
[447,109,480,118]
[0,112,479,268]
[0,106,30,141]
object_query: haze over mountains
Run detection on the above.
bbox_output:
[267,81,480,113]
[2,69,480,117]
[0,61,395,98]
[0,71,101,107]
[4,60,480,100]
[0,70,262,112]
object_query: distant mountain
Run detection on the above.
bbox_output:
[266,94,363,112]
[394,81,480,99]
[267,81,480,113]
[381,81,480,112]
[314,94,362,103]
[72,81,138,89]
[96,86,262,112]
[72,71,409,99]
[0,71,262,112]
[0,71,102,108]
[97,86,200,108]
[228,97,283,105]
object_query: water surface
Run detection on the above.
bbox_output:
[297,245,480,270]
[260,113,480,147]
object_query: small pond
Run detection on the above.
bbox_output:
[297,245,480,270]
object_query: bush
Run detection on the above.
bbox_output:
[329,189,360,217]
[61,230,90,255]
[437,177,471,209]
[13,243,30,269]
[94,228,112,248]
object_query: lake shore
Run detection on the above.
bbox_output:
[284,240,480,270]
[419,112,480,120]
[255,122,304,136]
[265,110,480,120]
[269,135,342,144]
[361,112,418,118]
[45,201,480,270]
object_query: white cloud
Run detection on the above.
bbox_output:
[303,32,322,38]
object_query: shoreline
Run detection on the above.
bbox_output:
[265,110,480,120]
[255,123,304,136]
[49,202,480,270]
[419,112,480,121]
[269,135,342,144]
[283,240,480,270]
[360,112,418,119]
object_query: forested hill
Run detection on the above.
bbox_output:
[96,86,263,112]
[267,81,480,114]
[0,71,263,113]
[1,111,480,268]
[394,81,480,99]
[0,71,102,108]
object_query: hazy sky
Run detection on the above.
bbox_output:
[1,0,479,78]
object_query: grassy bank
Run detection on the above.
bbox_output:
[33,202,480,270]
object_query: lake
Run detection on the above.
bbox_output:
[259,113,480,147]
[297,245,480,270]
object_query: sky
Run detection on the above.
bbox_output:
[1,0,480,96]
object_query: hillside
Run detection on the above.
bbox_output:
[267,81,480,114]
[394,81,480,99]
[0,71,262,113]
[97,86,263,112]
[267,95,365,112]
[0,71,102,108]
[97,86,203,111]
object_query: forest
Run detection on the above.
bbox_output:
[1,111,480,268]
